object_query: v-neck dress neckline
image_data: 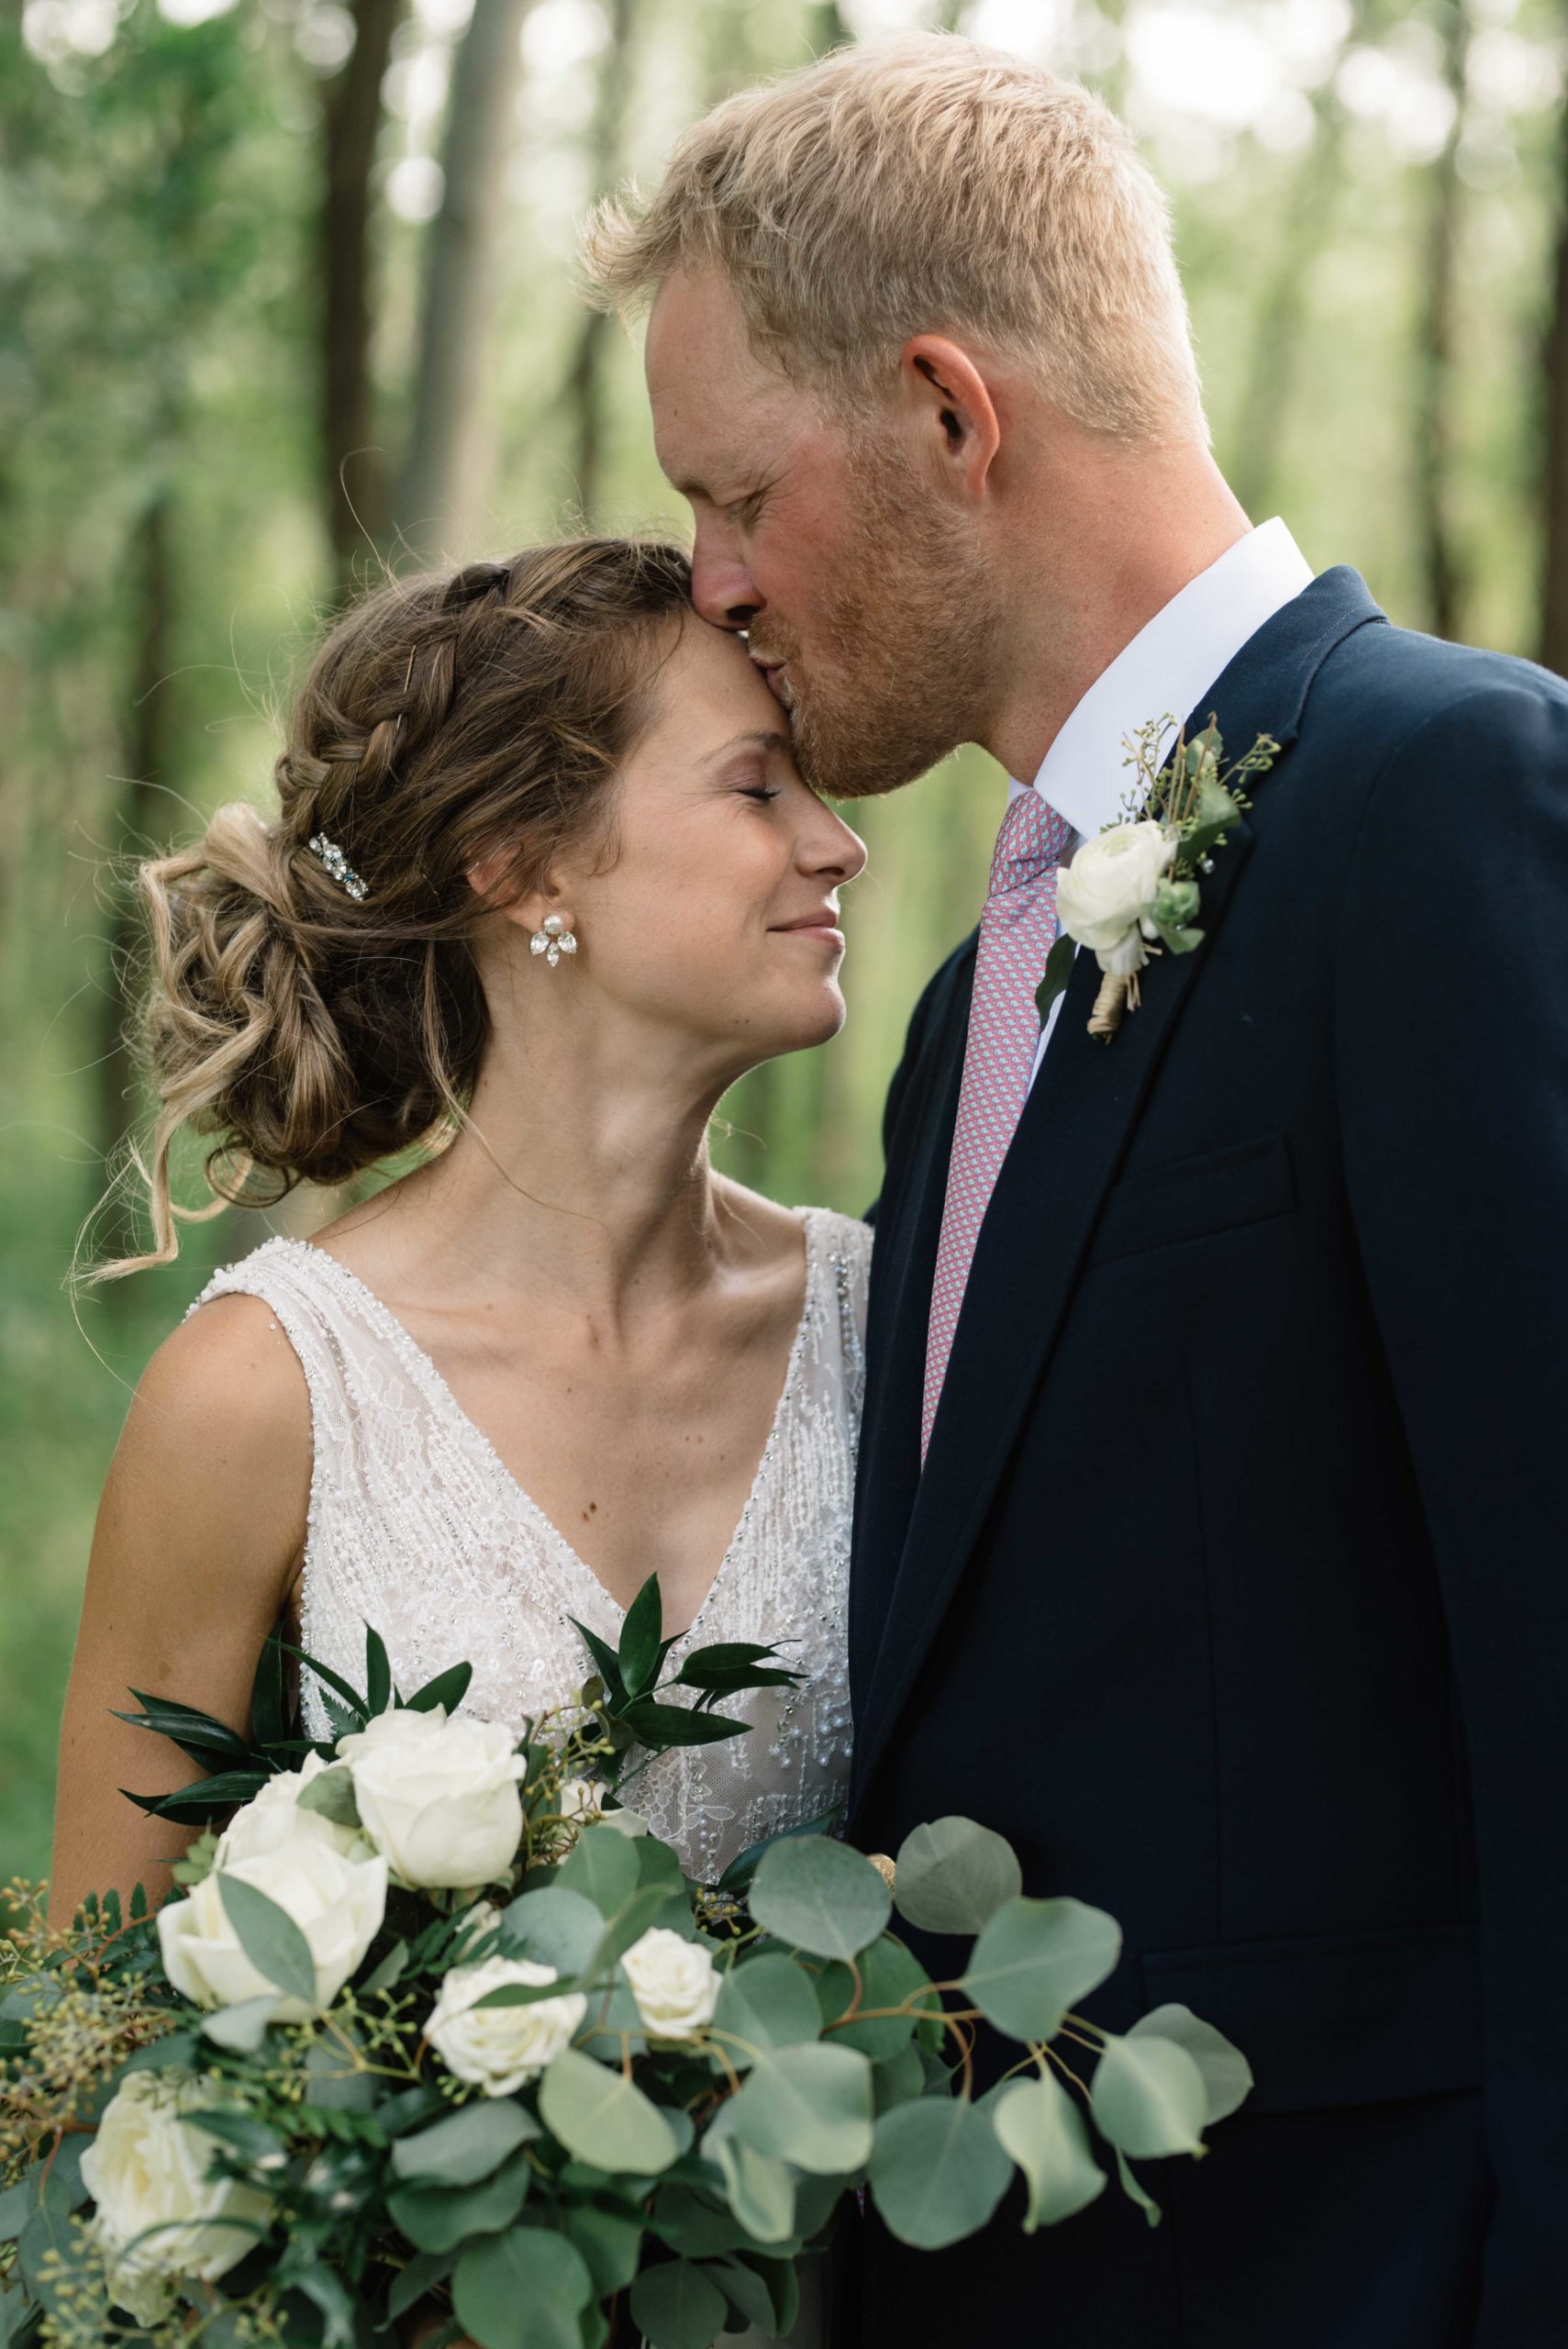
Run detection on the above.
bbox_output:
[285,1213,821,1653]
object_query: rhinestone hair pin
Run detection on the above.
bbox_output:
[306,832,369,902]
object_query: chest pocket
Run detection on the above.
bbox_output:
[1086,1131,1296,1268]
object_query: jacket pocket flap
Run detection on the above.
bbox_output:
[1138,1921,1479,2115]
[1088,1131,1296,1268]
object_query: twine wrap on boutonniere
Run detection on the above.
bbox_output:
[1036,712,1281,1044]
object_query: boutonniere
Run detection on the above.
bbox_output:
[1036,712,1280,1044]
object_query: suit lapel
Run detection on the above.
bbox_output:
[851,566,1386,1814]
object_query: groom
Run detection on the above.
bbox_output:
[585,33,1568,2348]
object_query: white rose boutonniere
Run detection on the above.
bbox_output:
[336,1704,527,1889]
[428,1954,587,2094]
[1040,714,1280,1042]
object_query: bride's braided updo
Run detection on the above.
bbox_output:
[105,537,693,1276]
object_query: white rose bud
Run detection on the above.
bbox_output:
[336,1707,526,1890]
[427,1955,586,2096]
[557,1778,604,1826]
[81,2072,272,2317]
[158,1841,387,2021]
[215,1753,366,1868]
[620,1929,718,2043]
[1055,822,1176,957]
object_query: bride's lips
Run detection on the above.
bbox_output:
[773,910,845,950]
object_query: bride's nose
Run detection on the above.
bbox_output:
[800,803,868,885]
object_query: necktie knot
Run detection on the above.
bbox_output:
[988,788,1072,899]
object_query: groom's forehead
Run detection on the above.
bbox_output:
[647,270,806,485]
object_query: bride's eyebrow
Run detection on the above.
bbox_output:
[702,728,791,769]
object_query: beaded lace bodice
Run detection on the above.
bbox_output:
[190,1209,871,1884]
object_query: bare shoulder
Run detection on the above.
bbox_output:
[105,1294,311,1577]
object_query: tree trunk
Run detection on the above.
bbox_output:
[1228,82,1352,518]
[321,0,404,599]
[98,488,176,1174]
[561,0,639,529]
[395,0,533,563]
[1414,0,1471,641]
[1540,75,1568,673]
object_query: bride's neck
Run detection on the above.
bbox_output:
[360,1018,742,1319]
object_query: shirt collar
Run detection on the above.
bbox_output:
[1009,518,1315,834]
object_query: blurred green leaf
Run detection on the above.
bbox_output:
[729,2042,873,2175]
[629,2258,728,2349]
[750,1834,891,1960]
[1129,2004,1252,2125]
[869,2097,1013,2249]
[959,1898,1120,2043]
[539,2045,679,2176]
[893,1817,1022,1936]
[217,1872,317,2006]
[1091,2032,1207,2159]
[713,1952,822,2069]
[991,2071,1106,2231]
[453,2223,593,2349]
[391,2100,540,2189]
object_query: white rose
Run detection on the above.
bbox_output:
[158,1841,387,2021]
[619,1929,718,2043]
[215,1753,367,1868]
[427,1955,586,2096]
[81,2071,272,2316]
[336,1707,526,1890]
[1054,822,1175,955]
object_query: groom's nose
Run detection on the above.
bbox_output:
[690,526,761,632]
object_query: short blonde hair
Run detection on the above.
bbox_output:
[582,33,1207,445]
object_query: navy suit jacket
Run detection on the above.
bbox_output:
[842,569,1568,2347]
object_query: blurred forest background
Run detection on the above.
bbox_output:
[6,0,1568,1887]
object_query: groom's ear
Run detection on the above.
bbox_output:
[897,336,1002,502]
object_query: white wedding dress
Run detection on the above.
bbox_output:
[193,1207,870,2347]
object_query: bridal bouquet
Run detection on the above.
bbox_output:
[2,1592,1250,2349]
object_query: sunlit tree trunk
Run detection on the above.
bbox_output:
[98,486,176,1181]
[395,0,533,563]
[1414,0,1471,641]
[1540,70,1568,674]
[561,0,639,528]
[321,0,404,599]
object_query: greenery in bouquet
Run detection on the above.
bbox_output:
[1,1584,1251,2349]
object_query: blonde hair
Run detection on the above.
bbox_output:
[581,33,1207,446]
[95,539,692,1281]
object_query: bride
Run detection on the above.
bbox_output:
[50,541,869,2339]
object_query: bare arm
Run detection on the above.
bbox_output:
[49,1293,311,1924]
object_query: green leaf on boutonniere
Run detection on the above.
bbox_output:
[1152,923,1205,956]
[1035,932,1076,1021]
[1181,775,1241,863]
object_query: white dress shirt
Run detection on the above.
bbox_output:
[1019,518,1315,1085]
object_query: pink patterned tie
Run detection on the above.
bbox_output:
[921,788,1075,1462]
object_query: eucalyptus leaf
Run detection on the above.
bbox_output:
[871,2043,926,2112]
[704,2108,796,2245]
[1115,2146,1162,2228]
[386,2154,531,2254]
[815,1935,932,2063]
[729,2042,874,2176]
[652,2185,750,2260]
[197,1996,279,2056]
[453,2224,594,2349]
[1129,2005,1252,2125]
[1091,2032,1207,2159]
[217,1873,318,2007]
[959,1898,1120,2043]
[715,1806,840,1897]
[539,2045,678,2176]
[629,2259,729,2349]
[750,1835,891,1961]
[712,1954,822,2070]
[557,1826,640,1920]
[360,1939,410,1997]
[391,2101,540,2188]
[990,2072,1106,2231]
[893,1817,1022,1936]
[868,2097,1014,2250]
[295,2263,358,2348]
[386,2247,458,2322]
[295,1765,361,1829]
[501,1886,606,1974]
[706,2254,775,2331]
[562,2203,642,2295]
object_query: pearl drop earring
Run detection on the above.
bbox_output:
[529,914,577,969]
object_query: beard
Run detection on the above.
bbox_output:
[760,439,1006,802]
